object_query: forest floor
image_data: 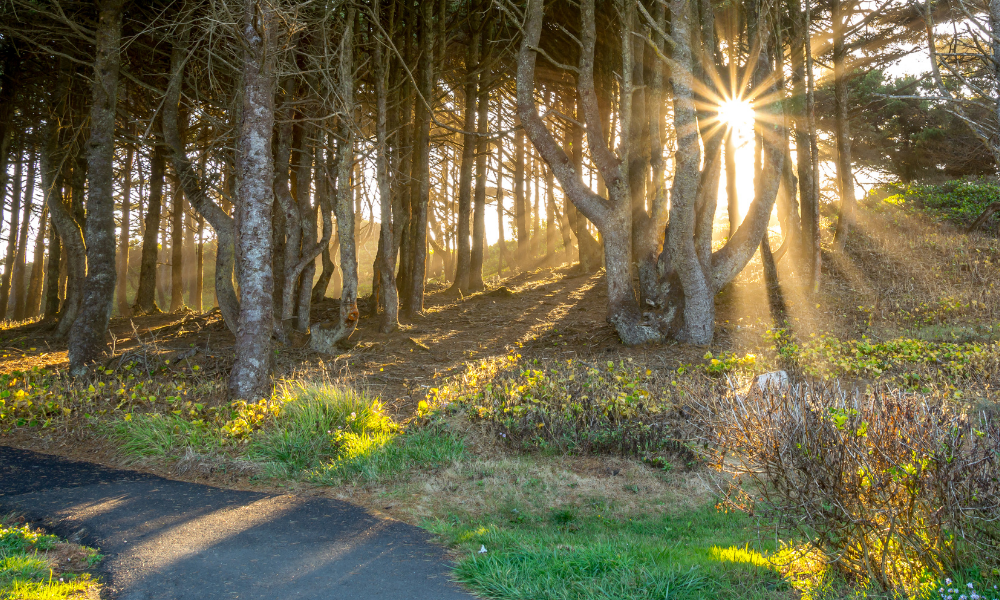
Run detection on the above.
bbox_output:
[1,191,999,599]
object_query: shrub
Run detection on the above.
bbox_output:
[877,179,1000,227]
[694,384,1000,591]
[452,358,679,455]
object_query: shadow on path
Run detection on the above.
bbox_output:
[0,446,475,600]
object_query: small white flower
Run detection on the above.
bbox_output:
[478,545,487,554]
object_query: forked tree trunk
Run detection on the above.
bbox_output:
[163,32,240,333]
[311,10,359,352]
[68,0,126,374]
[45,64,86,337]
[229,0,277,401]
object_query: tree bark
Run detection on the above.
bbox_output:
[162,32,240,333]
[44,63,86,337]
[831,0,857,250]
[116,143,132,316]
[25,203,47,318]
[469,24,490,291]
[311,10,359,352]
[12,148,34,320]
[0,146,24,320]
[375,14,398,332]
[68,0,126,374]
[169,179,184,311]
[133,143,165,315]
[42,216,60,319]
[404,0,435,311]
[450,25,479,294]
[229,0,277,401]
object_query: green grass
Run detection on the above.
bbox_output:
[109,382,466,484]
[0,523,99,599]
[248,383,465,483]
[429,503,790,600]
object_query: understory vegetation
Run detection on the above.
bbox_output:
[3,194,1000,600]
[0,517,101,600]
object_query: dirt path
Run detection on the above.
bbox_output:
[0,445,475,600]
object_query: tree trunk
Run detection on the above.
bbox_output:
[12,149,34,320]
[792,0,821,291]
[514,118,527,267]
[229,0,277,401]
[832,0,856,250]
[42,217,60,319]
[294,134,316,332]
[0,146,24,320]
[404,0,435,311]
[450,28,478,294]
[469,24,490,291]
[311,141,337,304]
[195,215,203,312]
[375,16,398,332]
[116,144,132,316]
[170,179,184,311]
[68,0,126,374]
[25,203,47,318]
[311,10,359,352]
[163,32,240,333]
[133,143,165,315]
[44,63,86,337]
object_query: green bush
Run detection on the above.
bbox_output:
[878,179,1000,227]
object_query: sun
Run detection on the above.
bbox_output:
[717,98,755,132]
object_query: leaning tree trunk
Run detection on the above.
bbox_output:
[311,10,359,353]
[68,0,126,374]
[133,143,165,315]
[163,33,239,333]
[44,64,86,337]
[229,0,277,401]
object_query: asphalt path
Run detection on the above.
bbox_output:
[0,445,476,599]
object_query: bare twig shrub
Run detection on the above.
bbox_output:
[693,383,1000,590]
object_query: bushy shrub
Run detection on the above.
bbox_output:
[694,383,1000,591]
[878,180,1000,227]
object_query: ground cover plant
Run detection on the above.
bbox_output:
[0,517,101,599]
[2,197,1000,598]
[877,181,1000,230]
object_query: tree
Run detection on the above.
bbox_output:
[229,0,278,401]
